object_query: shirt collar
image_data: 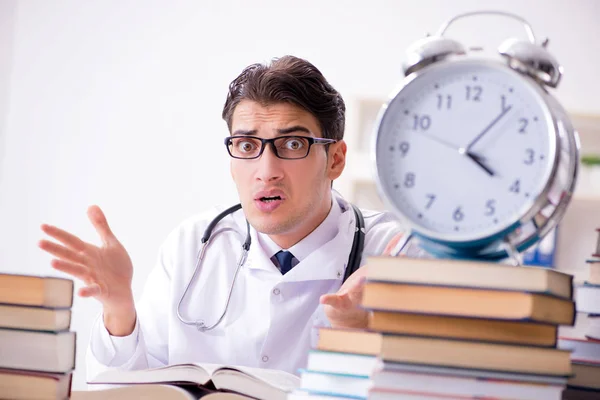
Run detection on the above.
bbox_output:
[257,197,342,262]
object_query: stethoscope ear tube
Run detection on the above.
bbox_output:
[178,202,364,331]
[201,204,243,244]
[342,204,366,283]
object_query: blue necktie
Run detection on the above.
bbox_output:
[275,250,295,275]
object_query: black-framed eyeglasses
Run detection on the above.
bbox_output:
[224,135,337,160]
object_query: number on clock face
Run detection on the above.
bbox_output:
[376,60,556,242]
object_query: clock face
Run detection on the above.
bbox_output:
[374,59,557,243]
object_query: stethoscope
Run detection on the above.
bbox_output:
[176,203,366,331]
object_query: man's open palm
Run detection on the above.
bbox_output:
[38,205,134,310]
[320,232,404,329]
[320,266,370,329]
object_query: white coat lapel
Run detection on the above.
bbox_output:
[235,193,357,280]
[282,205,356,282]
[245,226,281,274]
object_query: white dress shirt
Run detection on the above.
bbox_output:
[260,199,341,272]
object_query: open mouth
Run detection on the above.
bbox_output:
[259,196,282,203]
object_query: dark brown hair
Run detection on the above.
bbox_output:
[222,55,345,141]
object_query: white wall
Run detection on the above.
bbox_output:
[0,0,599,390]
[0,0,17,188]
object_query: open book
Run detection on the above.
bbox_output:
[88,363,301,400]
[73,384,252,400]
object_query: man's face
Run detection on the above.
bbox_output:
[229,100,346,239]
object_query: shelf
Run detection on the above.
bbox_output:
[570,113,600,155]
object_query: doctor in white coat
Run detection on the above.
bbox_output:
[38,55,407,380]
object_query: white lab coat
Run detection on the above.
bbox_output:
[86,192,409,381]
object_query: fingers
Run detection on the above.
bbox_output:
[320,293,340,308]
[50,259,90,281]
[339,267,368,294]
[87,205,115,244]
[40,224,87,252]
[78,283,101,298]
[350,266,370,280]
[320,293,351,309]
[38,239,87,265]
[345,275,366,295]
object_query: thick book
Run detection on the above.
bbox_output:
[369,311,558,347]
[0,368,72,400]
[575,284,600,314]
[316,328,382,356]
[306,350,378,377]
[379,361,568,385]
[588,317,600,341]
[380,334,572,376]
[366,256,573,299]
[298,369,371,399]
[589,262,600,285]
[0,273,73,308]
[561,386,600,400]
[288,392,357,400]
[0,304,71,331]
[0,328,76,373]
[72,385,252,400]
[568,362,600,390]
[368,387,560,400]
[88,363,301,400]
[316,328,571,376]
[362,282,575,325]
[558,337,600,363]
[371,366,564,400]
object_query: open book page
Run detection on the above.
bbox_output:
[210,366,300,400]
[72,384,252,400]
[89,363,213,385]
[211,365,300,391]
[89,363,300,400]
[72,384,197,400]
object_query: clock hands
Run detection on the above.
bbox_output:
[417,132,496,177]
[464,104,513,152]
[464,151,495,177]
[452,103,512,178]
[420,133,462,152]
[412,102,513,178]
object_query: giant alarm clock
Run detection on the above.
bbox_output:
[372,11,579,261]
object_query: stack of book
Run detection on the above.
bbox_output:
[292,257,576,400]
[579,227,600,341]
[0,273,76,399]
[559,228,600,399]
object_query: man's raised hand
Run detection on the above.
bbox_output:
[38,205,136,335]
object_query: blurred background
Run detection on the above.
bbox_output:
[0,0,598,390]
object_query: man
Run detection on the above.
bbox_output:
[38,55,405,378]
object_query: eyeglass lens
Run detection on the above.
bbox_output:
[229,136,311,159]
